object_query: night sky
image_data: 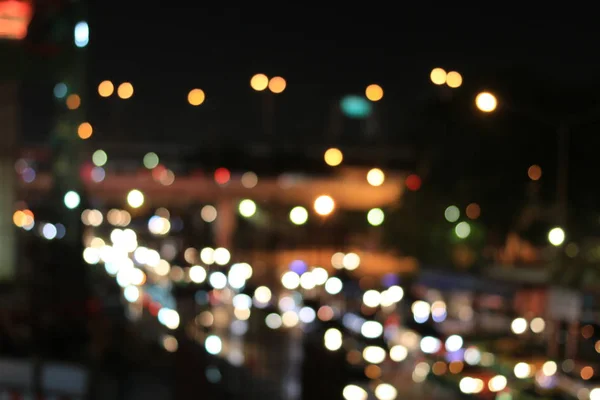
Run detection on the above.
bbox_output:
[20,4,600,235]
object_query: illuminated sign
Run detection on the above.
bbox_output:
[0,0,32,40]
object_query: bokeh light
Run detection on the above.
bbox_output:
[66,94,81,110]
[475,92,497,112]
[77,122,93,139]
[118,82,134,99]
[250,74,269,91]
[98,80,114,97]
[268,76,286,94]
[324,148,343,166]
[430,68,447,85]
[446,71,462,88]
[365,84,383,101]
[188,88,205,106]
[314,195,335,216]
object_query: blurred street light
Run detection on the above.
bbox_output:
[446,71,462,88]
[365,84,383,101]
[268,76,286,94]
[548,227,565,246]
[250,73,269,91]
[98,80,114,97]
[430,68,447,85]
[475,92,497,112]
[314,195,335,216]
[117,82,134,99]
[324,148,343,167]
[188,88,205,106]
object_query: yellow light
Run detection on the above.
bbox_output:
[365,84,383,101]
[314,195,335,216]
[187,88,205,106]
[250,73,269,91]
[127,189,144,208]
[77,122,93,140]
[66,94,81,110]
[268,76,286,94]
[324,148,343,167]
[98,80,114,97]
[475,92,497,112]
[366,168,385,186]
[430,68,447,85]
[446,71,462,88]
[117,82,134,99]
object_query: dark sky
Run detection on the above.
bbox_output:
[21,4,600,234]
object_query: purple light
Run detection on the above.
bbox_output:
[289,260,308,275]
[445,349,465,363]
[22,167,35,183]
[381,273,399,288]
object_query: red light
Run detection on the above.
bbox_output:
[0,0,33,40]
[214,167,230,185]
[152,164,167,181]
[149,302,160,316]
[405,174,421,191]
[79,162,94,181]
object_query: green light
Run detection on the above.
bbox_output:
[53,83,67,99]
[92,149,107,167]
[444,205,460,222]
[143,152,159,169]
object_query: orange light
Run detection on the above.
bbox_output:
[187,88,205,106]
[78,122,93,139]
[365,84,383,101]
[0,0,33,40]
[268,76,286,94]
[117,82,134,99]
[528,164,542,181]
[98,80,114,97]
[66,94,81,110]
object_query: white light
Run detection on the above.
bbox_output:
[325,277,343,295]
[265,313,282,329]
[445,335,463,352]
[511,317,527,334]
[281,271,300,290]
[124,286,139,302]
[83,247,100,264]
[420,336,442,354]
[343,384,367,400]
[362,346,386,364]
[386,285,404,302]
[299,307,316,323]
[300,272,316,290]
[127,189,144,208]
[74,21,89,48]
[64,191,81,209]
[374,383,397,400]
[548,227,565,246]
[590,388,600,400]
[312,267,328,285]
[514,362,531,379]
[361,320,383,339]
[389,345,408,362]
[42,223,57,240]
[200,247,214,264]
[157,308,180,330]
[488,375,507,392]
[342,252,360,270]
[531,317,546,333]
[209,272,227,289]
[324,328,342,351]
[205,335,222,355]
[289,206,309,225]
[233,294,252,310]
[238,199,256,217]
[254,286,272,304]
[189,265,207,283]
[542,361,557,376]
[363,290,382,308]
[213,247,231,265]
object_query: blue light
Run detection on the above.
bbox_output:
[53,83,67,99]
[74,21,89,48]
[340,95,372,119]
[289,260,308,275]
